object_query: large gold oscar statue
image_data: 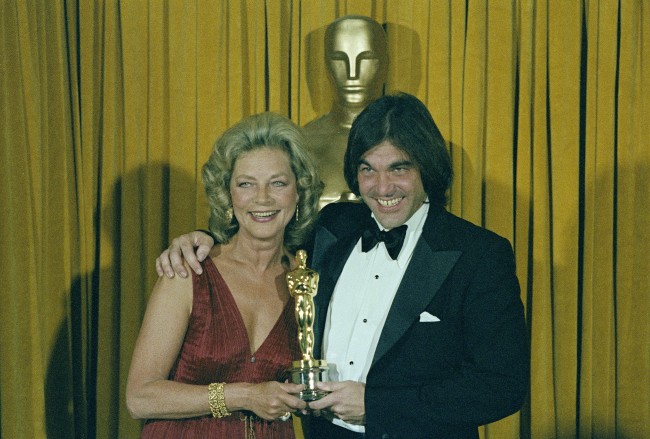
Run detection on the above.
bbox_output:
[303,15,388,207]
[286,250,329,401]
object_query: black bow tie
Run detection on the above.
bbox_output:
[361,223,408,260]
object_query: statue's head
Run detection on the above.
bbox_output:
[325,15,388,110]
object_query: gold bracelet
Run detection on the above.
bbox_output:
[208,382,231,418]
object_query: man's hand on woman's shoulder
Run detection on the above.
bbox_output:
[156,230,215,278]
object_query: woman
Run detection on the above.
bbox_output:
[126,112,323,438]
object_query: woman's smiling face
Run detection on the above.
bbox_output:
[230,146,298,243]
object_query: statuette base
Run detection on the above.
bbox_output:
[290,360,329,401]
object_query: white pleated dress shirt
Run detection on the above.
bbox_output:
[322,202,429,432]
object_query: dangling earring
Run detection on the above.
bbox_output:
[295,204,300,222]
[225,207,233,223]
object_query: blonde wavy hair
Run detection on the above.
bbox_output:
[202,112,323,251]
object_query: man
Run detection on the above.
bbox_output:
[157,93,529,439]
[303,15,388,207]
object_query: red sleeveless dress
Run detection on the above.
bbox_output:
[141,257,300,438]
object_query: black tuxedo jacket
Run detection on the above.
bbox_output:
[305,202,529,439]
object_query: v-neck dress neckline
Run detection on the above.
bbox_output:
[140,256,300,438]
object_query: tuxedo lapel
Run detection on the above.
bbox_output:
[310,203,462,365]
[371,208,461,366]
[371,243,460,366]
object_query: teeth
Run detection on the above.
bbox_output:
[377,198,401,207]
[251,211,277,218]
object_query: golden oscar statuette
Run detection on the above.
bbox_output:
[286,249,329,401]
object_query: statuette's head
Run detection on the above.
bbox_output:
[325,15,388,109]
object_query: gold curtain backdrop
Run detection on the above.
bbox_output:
[1,1,648,438]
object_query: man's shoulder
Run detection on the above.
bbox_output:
[436,209,513,251]
[317,201,369,233]
[316,201,370,239]
[307,202,369,268]
[320,201,366,212]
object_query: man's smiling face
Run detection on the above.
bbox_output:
[357,140,427,230]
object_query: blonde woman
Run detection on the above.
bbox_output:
[126,113,323,438]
